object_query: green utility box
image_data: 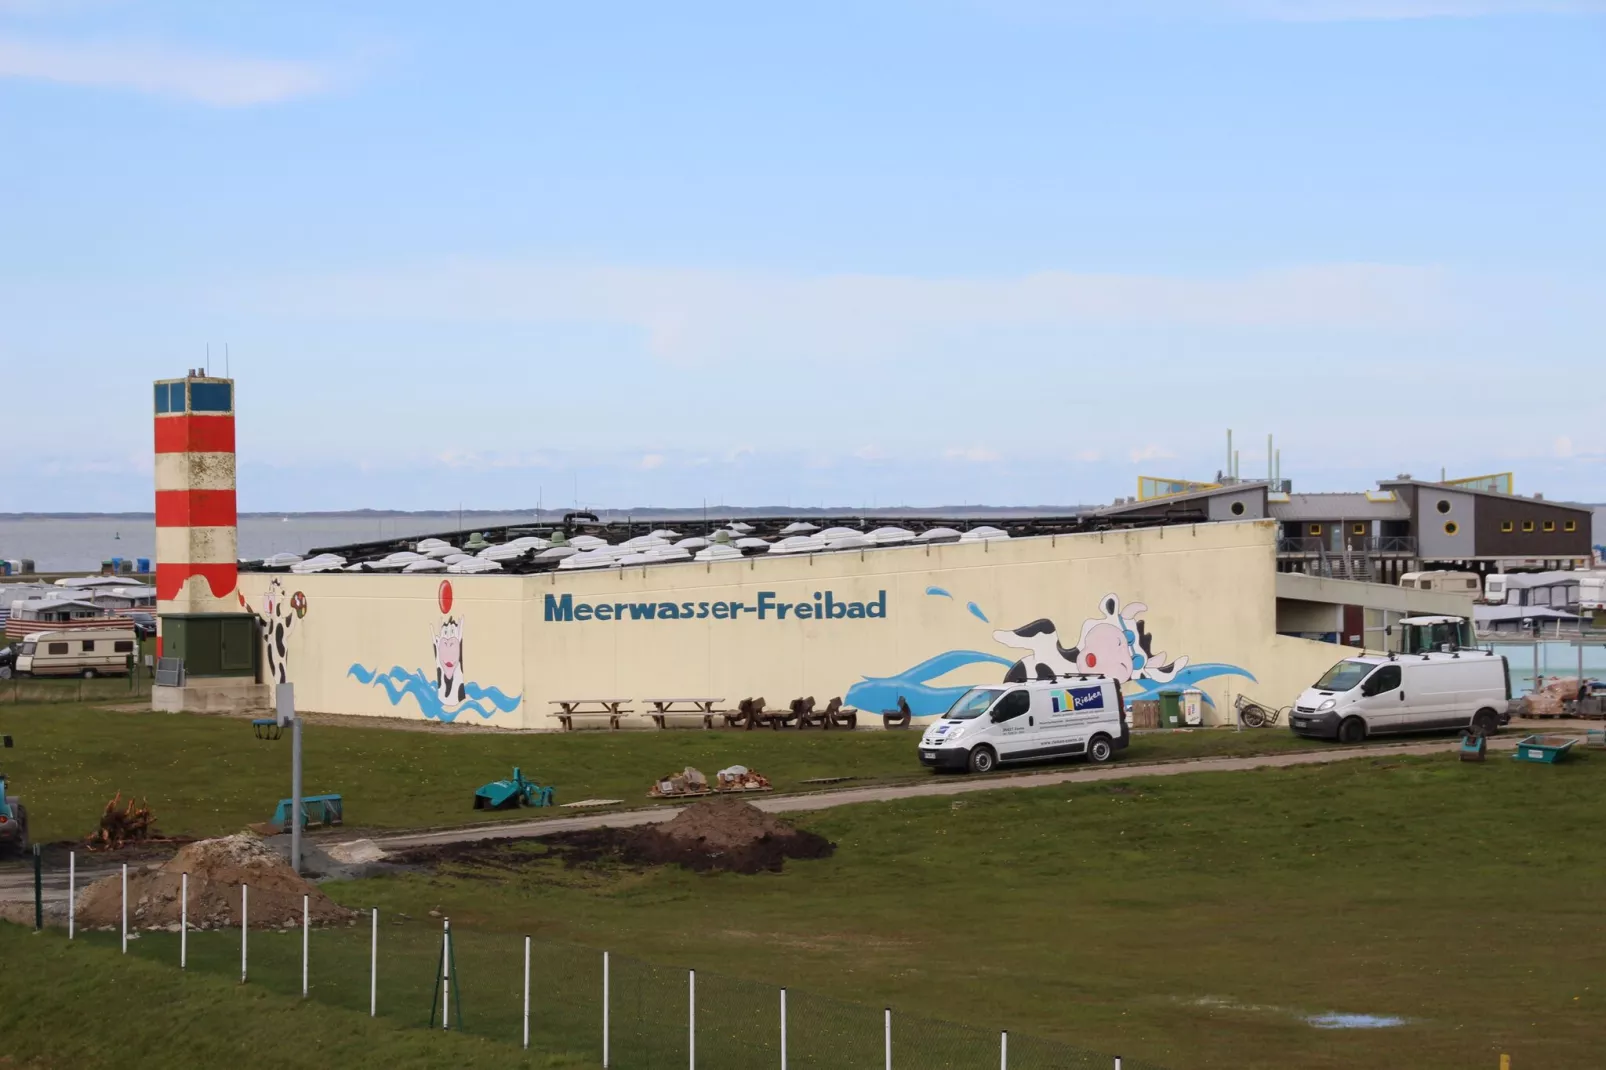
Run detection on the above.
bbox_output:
[1159,689,1183,728]
[159,613,259,678]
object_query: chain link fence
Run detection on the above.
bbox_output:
[70,899,1165,1069]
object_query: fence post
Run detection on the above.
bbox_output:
[441,918,452,1030]
[67,850,75,940]
[522,935,531,1050]
[689,969,696,1070]
[241,884,248,983]
[1000,1030,1007,1069]
[1115,1057,1123,1070]
[1501,1056,1511,1070]
[780,988,788,1070]
[370,908,378,1016]
[120,864,127,953]
[884,1007,892,1069]
[180,873,187,968]
[301,894,309,998]
[603,951,611,1068]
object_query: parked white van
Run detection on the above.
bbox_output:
[918,676,1129,773]
[1289,651,1509,743]
[13,629,139,678]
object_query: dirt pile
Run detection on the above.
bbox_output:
[75,833,357,931]
[624,797,833,874]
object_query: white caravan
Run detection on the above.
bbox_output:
[918,676,1129,774]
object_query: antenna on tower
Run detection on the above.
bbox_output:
[226,344,231,378]
[206,343,211,376]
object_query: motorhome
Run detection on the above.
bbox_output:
[1483,571,1582,609]
[1400,571,1482,597]
[13,628,138,678]
[1289,651,1509,743]
[918,676,1128,773]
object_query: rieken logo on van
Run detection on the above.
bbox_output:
[544,590,887,623]
[1050,686,1104,713]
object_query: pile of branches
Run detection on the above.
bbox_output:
[86,792,162,851]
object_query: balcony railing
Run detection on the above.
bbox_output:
[1277,535,1416,555]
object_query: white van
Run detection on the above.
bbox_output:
[918,676,1129,773]
[13,629,139,678]
[1289,652,1509,743]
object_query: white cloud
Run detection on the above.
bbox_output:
[1553,436,1575,458]
[1128,444,1176,463]
[639,453,666,470]
[944,447,1002,463]
[242,260,1448,367]
[1075,449,1104,463]
[855,444,889,461]
[0,34,339,106]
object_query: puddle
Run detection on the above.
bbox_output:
[1306,1014,1408,1030]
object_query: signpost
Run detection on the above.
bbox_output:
[253,682,302,875]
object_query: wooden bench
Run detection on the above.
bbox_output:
[882,696,914,729]
[550,699,632,731]
[793,696,825,728]
[822,696,858,730]
[643,697,725,729]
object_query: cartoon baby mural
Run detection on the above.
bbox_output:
[238,577,307,684]
[993,595,1185,686]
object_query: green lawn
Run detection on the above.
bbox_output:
[0,700,1339,844]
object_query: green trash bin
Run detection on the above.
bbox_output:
[1158,689,1183,728]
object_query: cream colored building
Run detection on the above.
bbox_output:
[229,519,1474,730]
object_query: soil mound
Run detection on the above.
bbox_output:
[624,797,833,874]
[75,833,357,931]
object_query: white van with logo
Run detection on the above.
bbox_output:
[918,676,1129,773]
[1289,651,1510,743]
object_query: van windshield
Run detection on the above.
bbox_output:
[945,687,1004,720]
[1315,660,1373,692]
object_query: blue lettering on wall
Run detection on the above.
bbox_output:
[544,589,888,623]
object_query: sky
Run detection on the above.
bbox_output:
[1,0,1602,513]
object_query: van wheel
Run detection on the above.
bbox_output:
[967,745,997,774]
[1087,734,1115,764]
[1338,717,1366,744]
[82,669,97,679]
[1472,708,1500,735]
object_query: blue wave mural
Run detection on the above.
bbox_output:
[1120,663,1256,707]
[347,664,522,723]
[845,649,1014,718]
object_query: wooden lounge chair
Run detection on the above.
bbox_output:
[822,696,858,730]
[735,696,768,730]
[793,696,827,728]
[882,696,913,729]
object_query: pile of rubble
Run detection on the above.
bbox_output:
[649,765,772,798]
[626,797,832,874]
[86,793,167,851]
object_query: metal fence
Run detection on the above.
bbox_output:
[1,672,151,704]
[62,866,1165,1069]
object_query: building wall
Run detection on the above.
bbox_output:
[1473,497,1592,559]
[1206,487,1267,522]
[237,520,1356,730]
[1415,487,1478,559]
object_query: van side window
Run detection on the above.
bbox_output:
[82,640,96,652]
[993,690,1030,722]
[48,642,69,655]
[1363,665,1401,697]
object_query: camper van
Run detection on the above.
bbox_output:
[1400,571,1482,597]
[13,628,138,678]
[1289,651,1509,743]
[918,676,1129,773]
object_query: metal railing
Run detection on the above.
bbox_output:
[1276,536,1415,555]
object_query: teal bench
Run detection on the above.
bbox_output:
[270,794,344,832]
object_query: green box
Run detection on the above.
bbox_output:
[1159,689,1183,728]
[159,613,259,678]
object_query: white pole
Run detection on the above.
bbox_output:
[180,873,188,968]
[370,908,378,1017]
[120,864,127,953]
[302,894,309,998]
[1115,1058,1123,1070]
[780,988,788,1070]
[689,969,696,1070]
[522,935,531,1050]
[1001,1030,1007,1069]
[442,919,452,1030]
[67,851,75,940]
[884,1007,892,1070]
[603,951,611,1068]
[241,884,248,983]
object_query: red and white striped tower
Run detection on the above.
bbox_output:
[153,373,238,654]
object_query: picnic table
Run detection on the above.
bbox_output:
[550,698,633,731]
[644,698,725,729]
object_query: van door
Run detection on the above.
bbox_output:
[1354,663,1404,733]
[1406,661,1461,730]
[988,689,1034,761]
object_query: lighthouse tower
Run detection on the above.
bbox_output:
[154,372,239,634]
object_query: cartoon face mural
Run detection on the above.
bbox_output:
[993,594,1185,686]
[347,581,521,724]
[238,578,307,685]
[846,589,1249,718]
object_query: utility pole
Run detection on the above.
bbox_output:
[276,683,303,875]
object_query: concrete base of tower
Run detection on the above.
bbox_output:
[152,678,272,714]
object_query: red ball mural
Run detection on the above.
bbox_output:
[438,579,453,615]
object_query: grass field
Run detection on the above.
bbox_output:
[0,700,1342,843]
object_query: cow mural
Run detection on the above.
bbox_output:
[238,578,307,684]
[347,580,521,724]
[846,589,1249,718]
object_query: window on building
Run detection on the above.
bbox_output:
[1565,520,1577,532]
[1230,501,1245,516]
[1352,523,1366,536]
[1436,499,1451,514]
[81,640,95,652]
[1444,521,1459,536]
[1309,524,1322,536]
[1543,520,1555,532]
[188,381,233,413]
[1501,520,1514,533]
[1523,520,1535,532]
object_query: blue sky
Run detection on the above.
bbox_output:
[1,0,1602,512]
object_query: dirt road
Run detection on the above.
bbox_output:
[374,734,1519,851]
